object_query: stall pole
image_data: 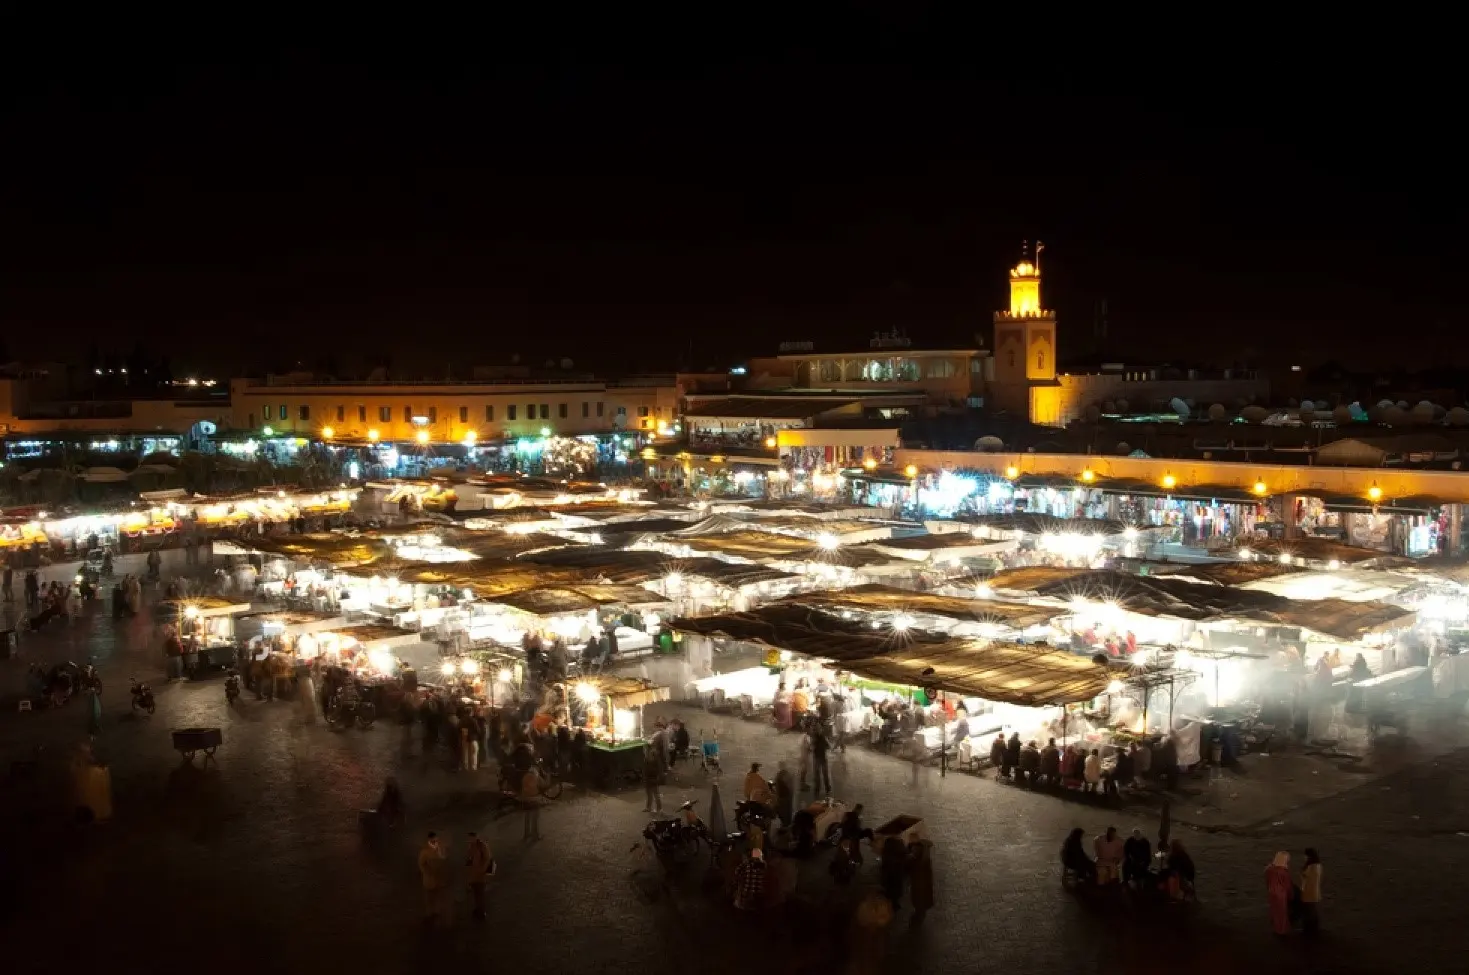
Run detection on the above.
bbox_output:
[939,694,948,778]
[1167,676,1176,732]
[1142,685,1151,735]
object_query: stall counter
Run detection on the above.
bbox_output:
[585,738,647,788]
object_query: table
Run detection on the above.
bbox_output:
[585,738,647,789]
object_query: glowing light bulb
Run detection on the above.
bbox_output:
[367,429,380,442]
[764,436,777,449]
[321,426,335,439]
[816,532,839,551]
[1252,480,1267,496]
[416,430,430,444]
[1081,469,1095,482]
[862,458,877,470]
[1004,465,1019,479]
[1161,473,1177,490]
[904,465,918,478]
[1368,484,1383,502]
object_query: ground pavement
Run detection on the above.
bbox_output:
[1,586,1466,975]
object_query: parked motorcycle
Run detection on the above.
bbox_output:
[79,664,102,697]
[130,677,156,715]
[642,800,706,860]
[734,793,776,833]
[224,670,241,704]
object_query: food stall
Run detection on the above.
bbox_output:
[159,596,252,670]
[568,677,671,788]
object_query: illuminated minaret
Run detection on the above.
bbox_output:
[992,241,1059,417]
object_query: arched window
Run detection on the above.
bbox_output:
[1036,349,1046,371]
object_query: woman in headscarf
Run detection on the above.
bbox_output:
[1265,851,1293,934]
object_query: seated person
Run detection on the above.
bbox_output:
[742,762,775,817]
[1061,827,1097,883]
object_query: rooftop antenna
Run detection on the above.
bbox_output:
[1035,240,1045,274]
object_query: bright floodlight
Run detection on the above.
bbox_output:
[184,605,200,619]
[893,614,915,631]
[665,572,684,590]
[460,659,480,675]
[497,668,514,683]
[442,661,456,676]
[1106,679,1126,694]
[575,681,601,704]
[816,532,840,551]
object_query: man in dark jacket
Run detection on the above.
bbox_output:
[1039,738,1062,788]
[1004,733,1022,780]
[1122,828,1152,887]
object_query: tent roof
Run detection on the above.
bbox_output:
[1238,537,1410,566]
[985,565,1096,593]
[579,676,671,708]
[248,533,387,566]
[1015,568,1415,640]
[779,583,1065,628]
[669,604,1111,706]
[965,513,1129,536]
[494,587,602,615]
[673,530,894,566]
[1139,560,1303,586]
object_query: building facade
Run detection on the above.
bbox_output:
[228,377,679,443]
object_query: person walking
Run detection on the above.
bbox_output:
[642,741,663,813]
[520,764,544,841]
[464,831,493,921]
[810,725,832,795]
[418,832,450,926]
[798,723,813,791]
[1299,848,1323,935]
[1266,851,1292,934]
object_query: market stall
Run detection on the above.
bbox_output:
[567,677,671,788]
[158,596,252,670]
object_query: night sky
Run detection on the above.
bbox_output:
[3,35,1462,378]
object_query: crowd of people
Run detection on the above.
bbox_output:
[991,733,1175,796]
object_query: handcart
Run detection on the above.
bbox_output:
[172,727,223,763]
